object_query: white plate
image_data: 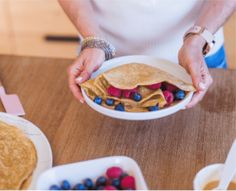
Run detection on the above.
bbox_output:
[82,55,194,120]
[36,156,148,190]
[0,112,53,189]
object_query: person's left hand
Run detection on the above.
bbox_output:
[178,35,213,108]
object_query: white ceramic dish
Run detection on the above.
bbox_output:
[82,55,194,120]
[0,112,53,189]
[36,156,148,190]
[193,163,236,190]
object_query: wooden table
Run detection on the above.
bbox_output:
[0,55,236,189]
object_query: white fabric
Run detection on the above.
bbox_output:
[90,0,224,63]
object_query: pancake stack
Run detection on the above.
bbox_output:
[0,121,37,189]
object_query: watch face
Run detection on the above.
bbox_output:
[203,43,210,56]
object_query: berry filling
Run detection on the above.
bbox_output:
[122,88,138,98]
[104,83,186,111]
[146,82,162,90]
[107,86,122,98]
[163,82,178,92]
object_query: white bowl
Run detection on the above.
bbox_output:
[82,55,194,121]
[36,156,148,190]
[193,163,236,190]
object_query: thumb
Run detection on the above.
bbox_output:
[75,69,91,85]
[189,62,206,91]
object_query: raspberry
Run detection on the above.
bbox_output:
[106,166,123,179]
[121,176,136,190]
[163,90,174,106]
[107,86,122,98]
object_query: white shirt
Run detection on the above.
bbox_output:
[91,0,224,63]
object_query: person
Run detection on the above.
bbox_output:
[58,0,236,108]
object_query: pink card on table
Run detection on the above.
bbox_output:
[0,86,25,116]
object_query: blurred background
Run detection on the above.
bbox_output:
[0,0,235,68]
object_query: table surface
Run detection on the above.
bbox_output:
[0,55,236,189]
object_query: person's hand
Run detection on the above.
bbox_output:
[68,48,105,103]
[178,35,213,108]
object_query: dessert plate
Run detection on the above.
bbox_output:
[82,55,194,120]
[0,112,53,189]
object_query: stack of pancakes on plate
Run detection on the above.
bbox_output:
[0,120,37,189]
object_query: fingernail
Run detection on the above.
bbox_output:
[76,77,83,84]
[80,100,84,104]
[71,67,78,75]
[199,82,206,90]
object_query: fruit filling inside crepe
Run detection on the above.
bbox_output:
[81,63,195,112]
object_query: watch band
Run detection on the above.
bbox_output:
[184,26,216,55]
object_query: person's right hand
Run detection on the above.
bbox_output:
[68,48,105,103]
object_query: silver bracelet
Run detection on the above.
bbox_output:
[81,37,116,60]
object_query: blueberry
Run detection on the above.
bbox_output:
[83,178,94,189]
[105,98,115,106]
[73,183,87,190]
[175,90,186,100]
[96,176,107,186]
[148,105,159,111]
[111,178,121,189]
[115,103,125,111]
[160,85,166,91]
[96,185,105,190]
[132,92,142,102]
[94,96,103,105]
[60,180,71,190]
[49,185,61,190]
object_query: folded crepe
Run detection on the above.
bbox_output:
[0,121,37,189]
[81,63,195,112]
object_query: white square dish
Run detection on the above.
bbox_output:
[36,156,148,190]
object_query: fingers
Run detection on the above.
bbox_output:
[68,58,84,77]
[68,57,85,103]
[68,70,85,103]
[201,63,213,87]
[69,82,84,103]
[68,60,93,103]
[179,48,207,92]
[179,42,213,109]
[67,48,105,103]
[186,90,207,108]
[186,63,213,108]
[188,59,206,91]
